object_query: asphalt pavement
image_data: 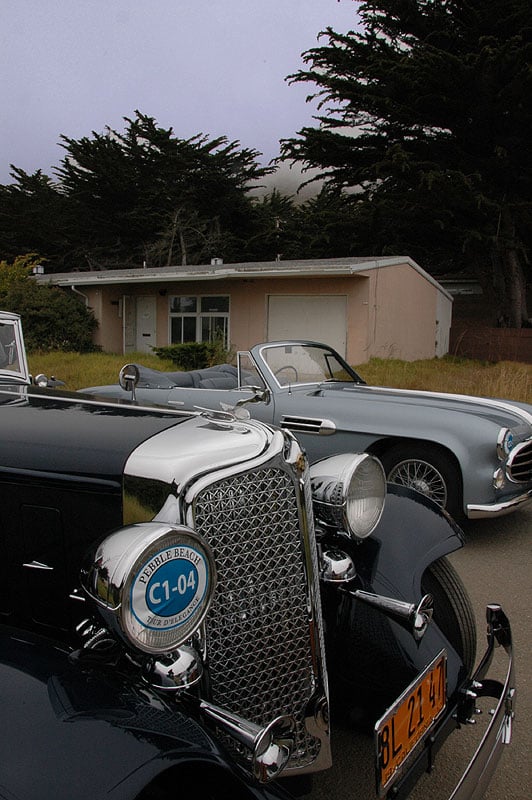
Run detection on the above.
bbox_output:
[309,505,531,800]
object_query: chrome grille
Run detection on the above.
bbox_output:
[193,466,321,769]
[507,439,532,482]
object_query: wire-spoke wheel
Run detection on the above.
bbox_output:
[381,443,463,520]
[387,458,447,507]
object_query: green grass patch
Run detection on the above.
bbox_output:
[28,350,176,390]
[28,350,531,403]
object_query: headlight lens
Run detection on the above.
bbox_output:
[82,523,216,655]
[310,453,386,539]
[497,427,514,460]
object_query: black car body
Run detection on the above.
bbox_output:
[0,311,516,799]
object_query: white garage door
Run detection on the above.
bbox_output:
[267,295,347,356]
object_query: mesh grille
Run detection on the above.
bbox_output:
[193,467,321,768]
[507,439,532,482]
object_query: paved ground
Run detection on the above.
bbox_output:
[309,505,531,800]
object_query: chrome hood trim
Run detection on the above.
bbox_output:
[124,414,272,487]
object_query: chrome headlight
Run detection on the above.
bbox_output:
[497,427,514,461]
[82,522,217,655]
[310,453,386,539]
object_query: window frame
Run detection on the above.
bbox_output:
[168,294,230,346]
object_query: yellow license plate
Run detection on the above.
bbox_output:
[375,650,447,795]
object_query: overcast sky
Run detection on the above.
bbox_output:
[1,0,360,186]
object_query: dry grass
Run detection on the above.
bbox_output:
[357,356,531,403]
[28,350,531,403]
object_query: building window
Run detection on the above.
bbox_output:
[169,295,229,346]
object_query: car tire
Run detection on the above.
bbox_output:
[421,556,477,675]
[381,443,463,519]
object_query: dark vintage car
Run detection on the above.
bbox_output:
[0,312,515,799]
[83,340,532,521]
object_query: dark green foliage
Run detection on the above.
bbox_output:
[0,256,98,351]
[0,112,274,272]
[0,170,74,269]
[239,187,361,261]
[152,340,233,370]
[0,111,364,273]
[288,188,360,258]
[282,0,532,325]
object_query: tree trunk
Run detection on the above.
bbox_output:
[166,210,179,266]
[498,207,528,328]
[179,228,187,267]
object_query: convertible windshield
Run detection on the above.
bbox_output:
[259,343,362,387]
[0,321,21,372]
[0,316,29,384]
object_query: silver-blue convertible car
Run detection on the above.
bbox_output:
[83,339,532,522]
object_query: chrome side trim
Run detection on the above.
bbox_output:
[467,488,532,518]
[281,415,336,436]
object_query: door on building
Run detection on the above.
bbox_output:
[267,295,347,356]
[123,296,157,354]
[435,291,452,357]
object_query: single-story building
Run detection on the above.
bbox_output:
[37,256,453,364]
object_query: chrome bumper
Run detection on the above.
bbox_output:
[384,604,515,800]
[467,487,532,518]
[448,604,515,800]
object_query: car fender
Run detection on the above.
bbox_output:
[0,626,289,800]
[272,389,505,508]
[357,483,465,587]
[320,486,468,717]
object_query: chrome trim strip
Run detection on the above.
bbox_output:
[22,561,53,571]
[281,415,336,436]
[467,488,532,518]
[1,385,193,418]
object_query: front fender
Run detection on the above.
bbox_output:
[361,483,465,593]
[0,626,290,800]
[321,486,467,720]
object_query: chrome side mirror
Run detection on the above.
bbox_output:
[119,363,140,401]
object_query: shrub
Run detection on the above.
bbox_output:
[153,338,234,369]
[0,255,99,352]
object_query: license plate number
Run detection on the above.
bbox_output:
[375,650,447,795]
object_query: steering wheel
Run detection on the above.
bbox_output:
[274,365,299,384]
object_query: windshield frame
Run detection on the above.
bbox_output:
[251,341,364,389]
[0,312,31,385]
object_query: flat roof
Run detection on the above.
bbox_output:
[36,256,452,299]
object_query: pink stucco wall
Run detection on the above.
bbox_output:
[80,263,445,364]
[364,264,438,360]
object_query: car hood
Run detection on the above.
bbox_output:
[0,385,273,487]
[311,382,532,431]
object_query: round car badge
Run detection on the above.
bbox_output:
[131,543,210,632]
